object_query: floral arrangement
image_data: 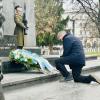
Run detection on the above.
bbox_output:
[9,49,39,70]
[9,49,55,73]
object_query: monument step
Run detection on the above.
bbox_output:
[23,47,41,55]
[0,47,41,57]
[2,64,100,92]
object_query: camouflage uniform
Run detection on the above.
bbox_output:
[14,13,26,47]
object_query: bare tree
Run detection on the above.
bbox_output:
[71,0,100,37]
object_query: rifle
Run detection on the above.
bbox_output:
[23,2,28,35]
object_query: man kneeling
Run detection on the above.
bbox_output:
[55,29,100,84]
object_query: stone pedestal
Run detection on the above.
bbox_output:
[24,0,36,47]
[2,61,27,73]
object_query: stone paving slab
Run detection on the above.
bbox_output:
[5,76,100,100]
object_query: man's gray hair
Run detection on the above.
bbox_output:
[57,31,66,36]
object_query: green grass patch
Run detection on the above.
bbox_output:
[85,51,100,56]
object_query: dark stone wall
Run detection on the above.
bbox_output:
[0,35,17,56]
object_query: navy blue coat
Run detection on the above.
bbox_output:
[62,33,85,66]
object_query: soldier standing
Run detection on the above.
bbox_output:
[14,5,26,49]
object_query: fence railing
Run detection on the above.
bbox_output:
[41,46,100,55]
[84,48,100,53]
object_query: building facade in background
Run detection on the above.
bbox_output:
[63,1,100,48]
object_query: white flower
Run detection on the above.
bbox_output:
[14,54,20,59]
[24,58,27,62]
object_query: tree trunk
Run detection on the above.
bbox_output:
[49,45,53,55]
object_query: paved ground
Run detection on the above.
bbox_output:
[4,71,100,100]
[0,59,100,100]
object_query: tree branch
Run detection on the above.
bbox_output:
[76,0,96,23]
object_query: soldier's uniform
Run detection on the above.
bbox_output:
[14,12,26,47]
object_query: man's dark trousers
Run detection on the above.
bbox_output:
[55,57,94,83]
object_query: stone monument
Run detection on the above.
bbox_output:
[0,0,41,57]
[0,0,5,100]
[3,0,36,47]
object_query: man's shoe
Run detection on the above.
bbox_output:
[90,74,100,84]
[59,77,67,82]
[59,73,73,82]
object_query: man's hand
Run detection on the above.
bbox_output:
[60,55,63,57]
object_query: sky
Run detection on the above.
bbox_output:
[63,0,73,10]
[63,0,98,11]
